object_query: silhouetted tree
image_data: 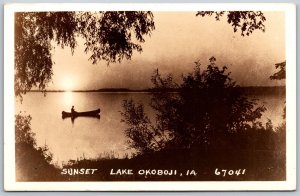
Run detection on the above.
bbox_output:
[121,99,168,154]
[270,61,286,150]
[15,11,155,98]
[15,113,36,146]
[15,113,54,163]
[196,11,266,36]
[270,61,286,80]
[121,57,268,152]
[15,113,60,181]
[269,61,286,120]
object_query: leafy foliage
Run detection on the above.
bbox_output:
[79,11,155,64]
[269,60,286,154]
[196,11,266,36]
[270,61,286,80]
[121,99,168,154]
[121,57,271,152]
[15,113,59,181]
[15,12,76,98]
[15,11,155,98]
[15,113,36,146]
[154,57,266,149]
[269,60,286,135]
[15,113,54,163]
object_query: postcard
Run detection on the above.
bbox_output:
[4,3,296,191]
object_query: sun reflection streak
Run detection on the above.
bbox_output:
[63,91,73,108]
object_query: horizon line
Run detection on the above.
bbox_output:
[29,86,286,92]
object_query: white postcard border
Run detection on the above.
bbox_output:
[4,3,296,191]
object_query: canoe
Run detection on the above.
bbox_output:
[62,108,100,119]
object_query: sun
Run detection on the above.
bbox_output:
[62,77,75,91]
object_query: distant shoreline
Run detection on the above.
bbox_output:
[28,86,286,93]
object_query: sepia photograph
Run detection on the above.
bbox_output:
[4,3,296,191]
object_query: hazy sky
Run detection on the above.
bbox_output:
[49,11,285,90]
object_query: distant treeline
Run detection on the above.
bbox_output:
[29,86,285,94]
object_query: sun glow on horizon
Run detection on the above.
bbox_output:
[62,77,76,91]
[62,76,76,107]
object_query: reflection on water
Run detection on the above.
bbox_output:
[15,92,285,165]
[63,91,74,108]
[63,114,101,125]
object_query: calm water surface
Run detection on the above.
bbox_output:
[15,92,285,165]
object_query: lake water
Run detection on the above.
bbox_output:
[15,91,285,165]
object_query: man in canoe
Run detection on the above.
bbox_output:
[71,106,76,114]
[62,107,100,119]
